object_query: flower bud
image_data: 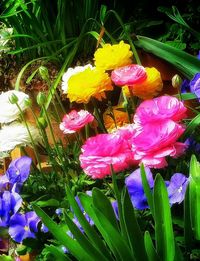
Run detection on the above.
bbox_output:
[37,116,47,129]
[24,97,32,107]
[172,74,182,88]
[36,92,46,106]
[39,66,49,81]
[9,93,18,104]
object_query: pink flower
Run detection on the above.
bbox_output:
[79,133,137,179]
[134,96,187,124]
[132,120,186,168]
[111,64,147,86]
[60,110,94,134]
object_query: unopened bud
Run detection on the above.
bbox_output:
[37,92,46,106]
[37,117,47,129]
[172,74,182,88]
[9,93,18,104]
[24,97,32,107]
[39,66,49,81]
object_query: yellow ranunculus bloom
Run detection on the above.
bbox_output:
[103,104,130,132]
[94,41,133,71]
[67,66,113,103]
[123,67,163,100]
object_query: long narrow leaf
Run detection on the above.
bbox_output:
[134,36,200,79]
[153,174,175,261]
[45,245,71,261]
[144,231,160,261]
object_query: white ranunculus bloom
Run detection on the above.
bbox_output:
[0,90,29,123]
[0,122,40,152]
[61,64,94,93]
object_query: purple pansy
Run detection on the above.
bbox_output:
[189,73,200,101]
[125,167,154,210]
[167,173,189,204]
[8,211,40,243]
[0,190,22,227]
[123,167,189,210]
[181,79,190,93]
[6,156,32,185]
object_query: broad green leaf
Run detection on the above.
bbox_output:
[66,187,113,260]
[122,188,148,260]
[144,231,160,261]
[92,188,119,230]
[35,199,59,207]
[64,212,108,261]
[165,41,186,50]
[134,36,200,79]
[153,174,175,261]
[140,164,154,216]
[45,245,71,261]
[79,193,121,261]
[93,206,136,261]
[189,155,200,240]
[32,205,92,261]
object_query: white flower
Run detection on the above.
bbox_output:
[0,90,29,123]
[61,64,93,93]
[0,122,40,152]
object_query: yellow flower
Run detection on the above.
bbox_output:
[67,66,113,103]
[103,104,130,132]
[94,41,133,70]
[124,67,163,100]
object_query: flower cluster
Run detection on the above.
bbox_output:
[0,156,41,243]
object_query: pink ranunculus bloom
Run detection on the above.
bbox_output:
[134,95,187,124]
[132,120,187,168]
[79,133,137,179]
[111,64,147,86]
[60,110,94,134]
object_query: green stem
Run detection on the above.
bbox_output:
[16,103,42,171]
[92,99,107,133]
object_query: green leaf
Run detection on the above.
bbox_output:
[189,155,200,240]
[100,5,107,25]
[32,205,92,261]
[64,212,108,261]
[134,36,200,79]
[93,206,135,261]
[78,193,122,261]
[165,41,186,50]
[35,199,59,207]
[66,187,113,260]
[153,174,175,261]
[92,188,119,230]
[122,188,148,260]
[140,164,154,216]
[45,245,71,261]
[182,113,200,140]
[144,231,160,261]
[184,185,193,250]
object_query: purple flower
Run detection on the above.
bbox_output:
[124,167,189,210]
[180,79,190,93]
[0,190,22,227]
[6,156,32,185]
[8,211,40,243]
[125,167,154,210]
[167,173,189,204]
[190,73,200,101]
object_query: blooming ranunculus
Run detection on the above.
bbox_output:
[132,120,186,168]
[103,105,130,132]
[0,90,29,123]
[60,110,94,134]
[66,65,113,103]
[134,96,187,124]
[111,64,147,86]
[128,67,163,100]
[0,122,40,153]
[8,211,40,243]
[62,64,93,93]
[94,41,133,70]
[79,133,136,179]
